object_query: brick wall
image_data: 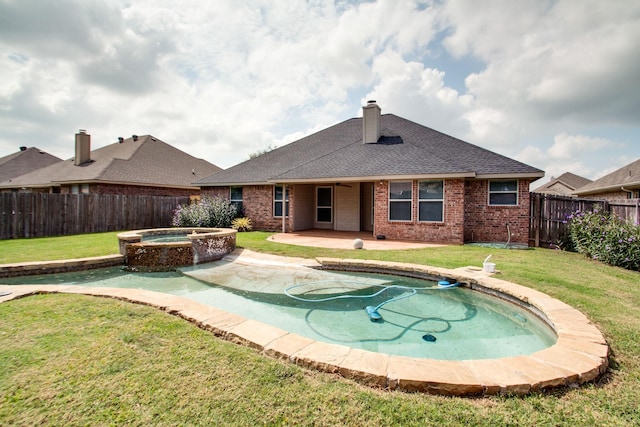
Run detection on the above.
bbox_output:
[372,179,465,243]
[201,185,292,232]
[463,179,531,244]
[201,179,532,244]
[200,187,228,199]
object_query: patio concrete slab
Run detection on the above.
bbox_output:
[267,230,443,250]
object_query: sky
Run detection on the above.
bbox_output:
[1,0,639,186]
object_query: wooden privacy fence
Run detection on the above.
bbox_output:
[0,193,190,239]
[529,193,640,248]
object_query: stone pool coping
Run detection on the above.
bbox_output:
[0,251,609,396]
[0,254,124,278]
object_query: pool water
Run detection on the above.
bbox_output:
[140,234,190,243]
[1,262,556,360]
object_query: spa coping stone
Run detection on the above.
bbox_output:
[0,252,609,396]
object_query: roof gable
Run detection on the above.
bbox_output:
[197,113,543,185]
[0,147,62,182]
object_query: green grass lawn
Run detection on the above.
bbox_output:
[0,231,122,263]
[1,231,639,425]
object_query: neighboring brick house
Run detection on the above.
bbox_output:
[573,158,640,201]
[0,131,222,197]
[532,172,592,196]
[0,146,62,183]
[196,101,544,244]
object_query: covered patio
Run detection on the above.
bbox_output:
[266,229,445,250]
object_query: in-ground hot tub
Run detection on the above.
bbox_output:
[117,228,237,271]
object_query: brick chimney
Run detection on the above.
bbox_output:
[362,100,381,144]
[74,129,91,166]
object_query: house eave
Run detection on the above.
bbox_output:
[573,181,640,196]
[198,181,272,187]
[0,182,60,190]
[51,179,200,190]
[475,172,545,180]
[271,172,477,184]
[195,171,544,186]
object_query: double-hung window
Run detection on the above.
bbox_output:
[71,184,89,194]
[418,180,444,222]
[389,181,412,221]
[489,180,518,206]
[274,185,289,217]
[230,186,243,215]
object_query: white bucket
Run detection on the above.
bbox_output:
[483,262,496,273]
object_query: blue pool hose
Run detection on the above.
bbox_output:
[284,279,459,322]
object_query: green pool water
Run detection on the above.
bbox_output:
[1,260,556,360]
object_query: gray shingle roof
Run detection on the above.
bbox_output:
[0,147,62,182]
[0,135,222,189]
[574,158,640,196]
[196,114,543,186]
[532,172,592,195]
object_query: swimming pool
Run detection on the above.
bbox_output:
[0,259,555,360]
[0,251,610,395]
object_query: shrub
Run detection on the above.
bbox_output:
[172,196,238,228]
[568,206,640,271]
[231,217,253,232]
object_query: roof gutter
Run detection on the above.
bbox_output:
[475,172,545,179]
[193,172,544,187]
[0,183,60,189]
[574,181,640,196]
[197,181,273,187]
[51,179,201,190]
[271,173,477,184]
[272,172,545,184]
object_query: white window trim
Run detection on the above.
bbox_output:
[388,180,412,222]
[488,179,519,206]
[418,180,444,223]
[316,186,333,223]
[230,186,243,214]
[273,185,289,218]
[230,186,243,203]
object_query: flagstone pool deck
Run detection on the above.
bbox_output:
[0,249,609,396]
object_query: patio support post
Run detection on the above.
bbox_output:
[282,184,286,233]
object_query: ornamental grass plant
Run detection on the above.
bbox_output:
[171,196,238,228]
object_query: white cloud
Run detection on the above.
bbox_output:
[365,49,473,138]
[516,132,621,182]
[445,0,640,125]
[548,133,615,160]
[0,0,638,177]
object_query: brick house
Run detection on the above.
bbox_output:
[196,102,544,244]
[0,131,222,197]
[573,158,640,201]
